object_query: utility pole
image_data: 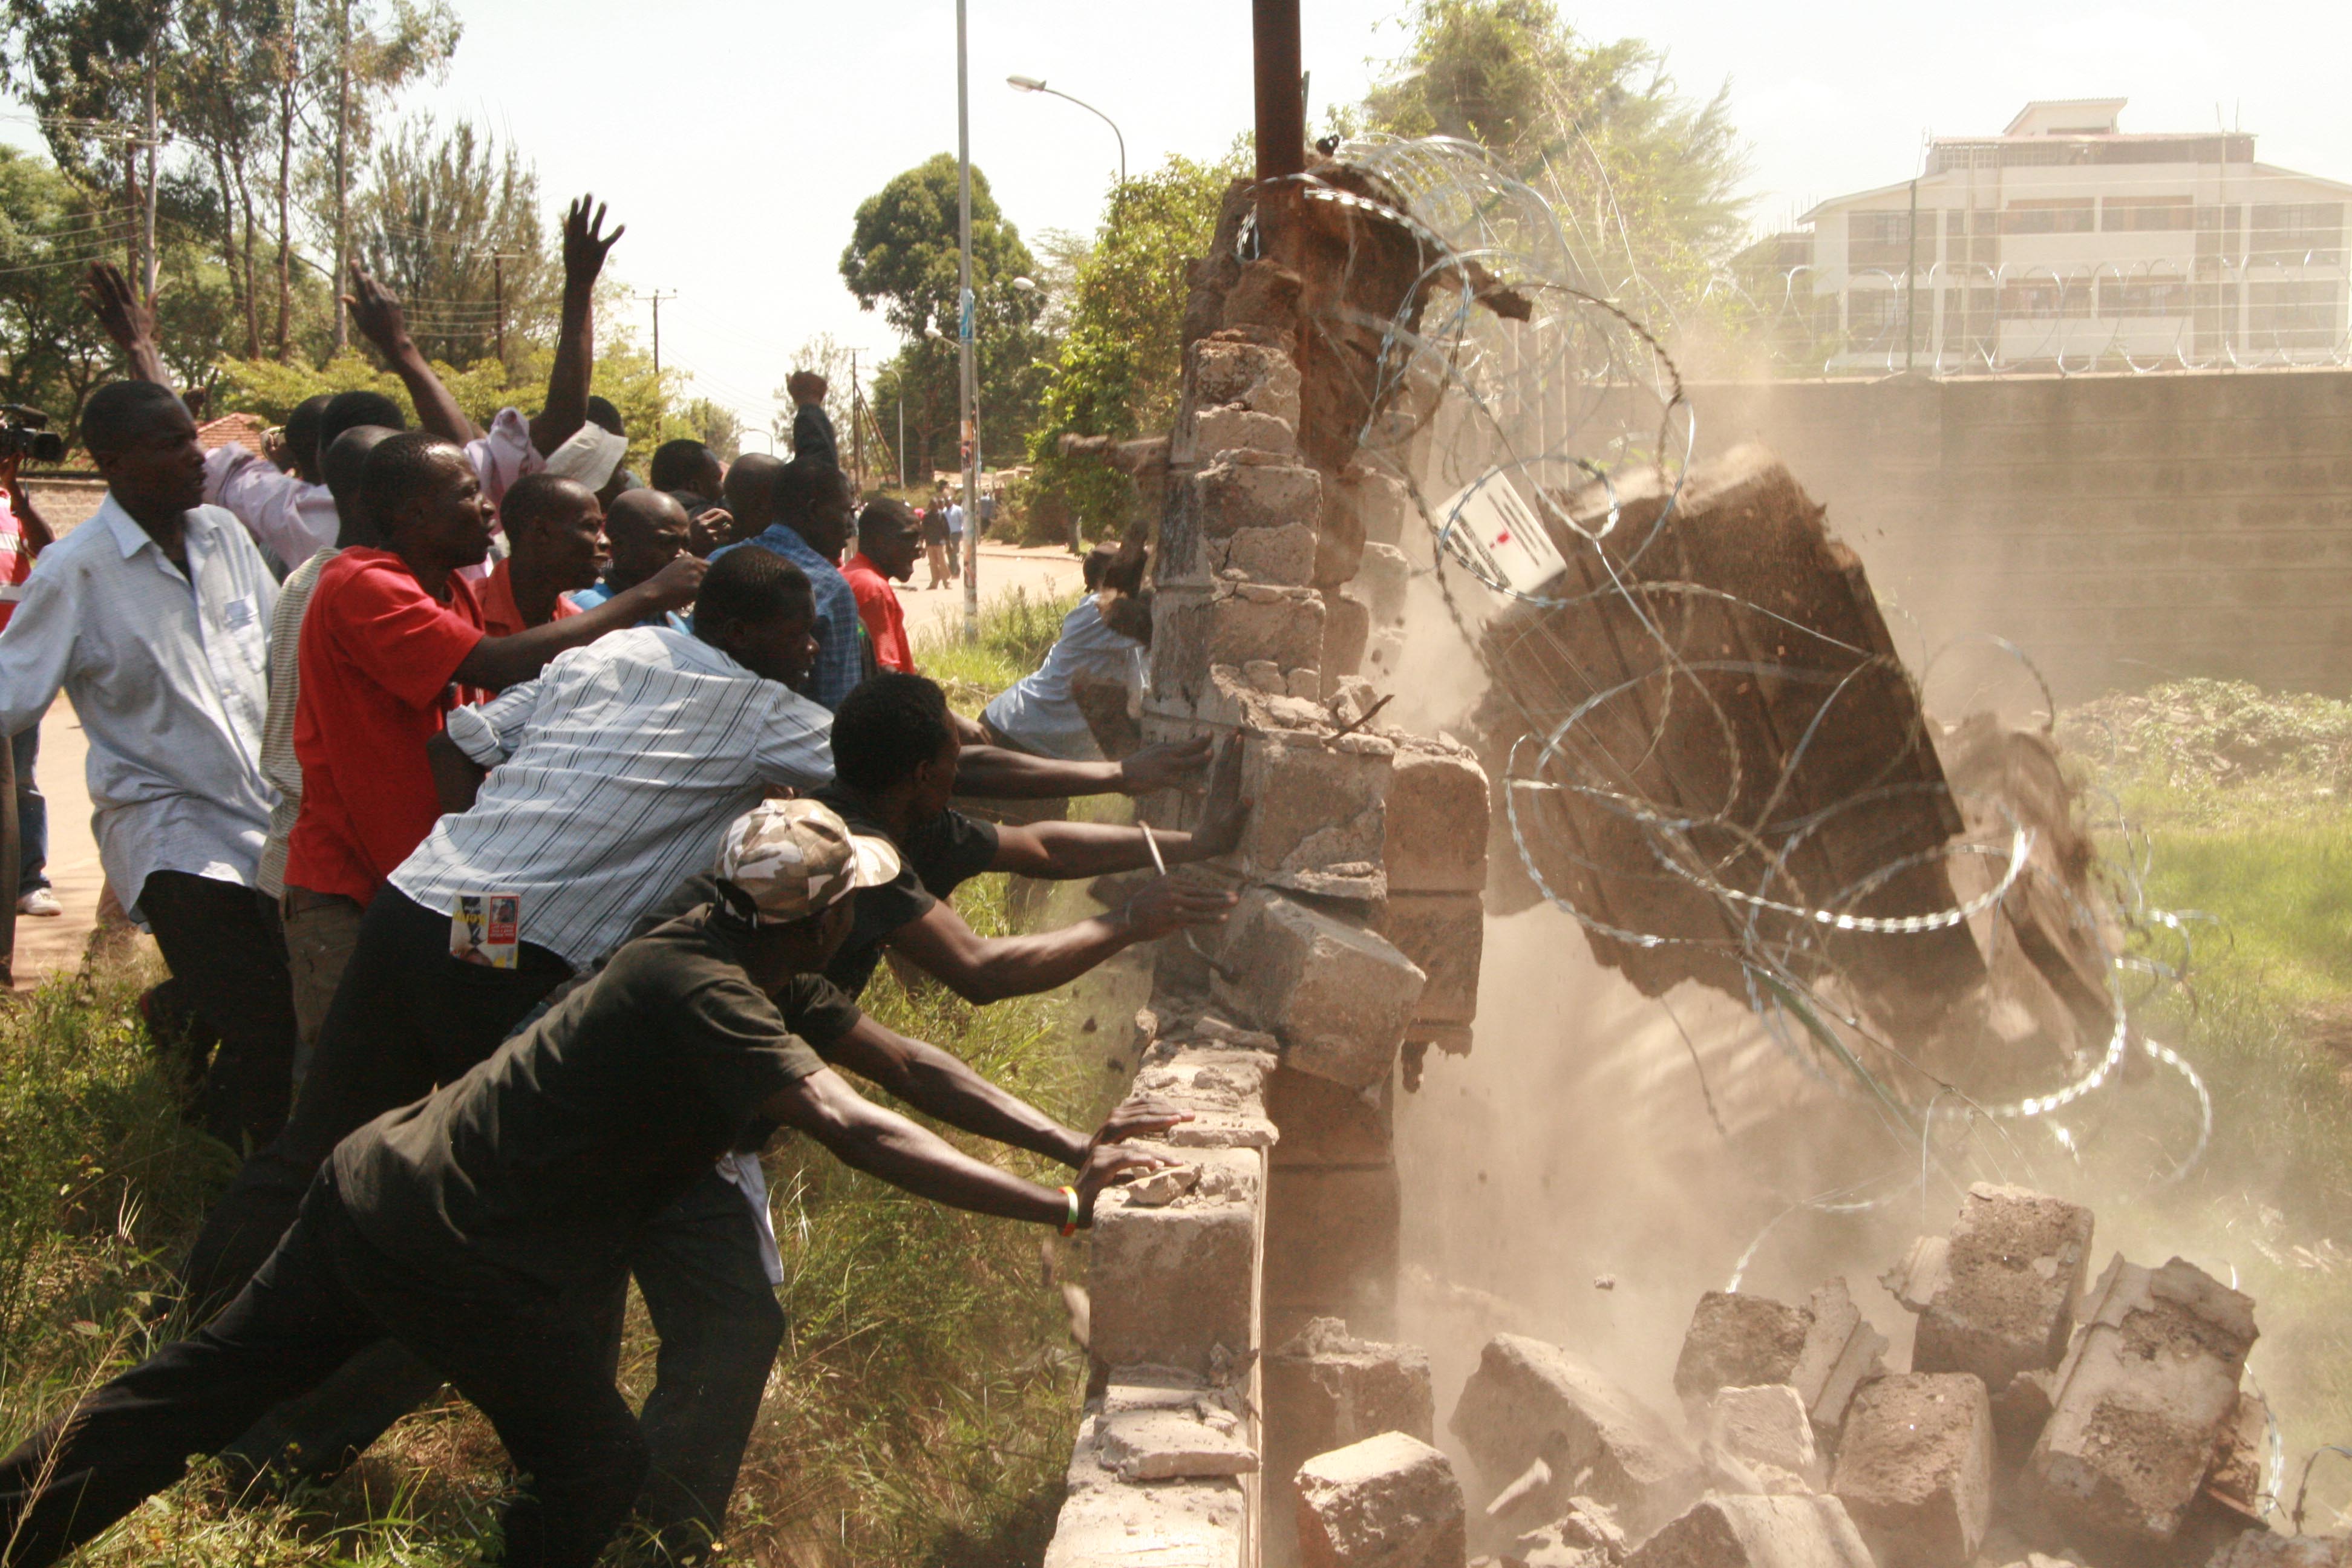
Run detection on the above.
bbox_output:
[1904,176,1919,375]
[897,395,906,489]
[635,289,678,377]
[493,254,506,364]
[142,41,160,308]
[956,0,980,641]
[850,348,863,486]
[332,0,352,350]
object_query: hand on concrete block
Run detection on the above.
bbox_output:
[1829,1373,1994,1568]
[1296,1430,1468,1568]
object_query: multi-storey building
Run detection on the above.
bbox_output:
[1747,99,2350,373]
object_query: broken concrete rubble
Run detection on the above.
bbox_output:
[1213,887,1426,1091]
[1620,1494,1875,1568]
[1513,1497,1627,1567]
[1792,1277,1889,1441]
[1672,1291,1812,1409]
[2207,1535,2352,1567]
[1829,1373,1994,1568]
[1451,1333,1705,1535]
[1238,728,1393,900]
[1704,1384,1819,1485]
[1295,1430,1468,1568]
[1385,737,1490,894]
[1267,1319,1439,1566]
[1891,1184,2096,1396]
[2024,1253,2258,1549]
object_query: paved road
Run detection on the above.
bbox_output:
[898,542,1086,647]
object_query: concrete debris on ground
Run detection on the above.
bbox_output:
[1295,1429,1468,1568]
[1673,1292,1813,1409]
[2023,1253,2258,1550]
[1619,1493,1877,1568]
[1886,1184,2096,1397]
[1451,1333,1705,1536]
[1704,1384,1822,1487]
[2206,1537,2352,1567]
[1267,1318,1439,1564]
[1507,1496,1629,1567]
[1829,1373,1994,1568]
[1795,1278,1892,1442]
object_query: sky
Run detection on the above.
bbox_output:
[8,0,2351,434]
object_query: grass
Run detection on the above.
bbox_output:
[913,588,1080,715]
[0,592,1125,1567]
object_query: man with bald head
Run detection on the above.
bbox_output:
[572,489,691,630]
[481,474,606,636]
[278,436,704,1037]
[714,426,862,708]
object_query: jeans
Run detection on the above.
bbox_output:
[0,1175,647,1568]
[178,887,570,1318]
[13,720,44,898]
[138,871,299,1151]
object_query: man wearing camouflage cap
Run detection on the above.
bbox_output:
[0,800,1172,1568]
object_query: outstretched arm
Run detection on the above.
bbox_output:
[531,195,622,459]
[80,263,172,388]
[762,1067,1168,1226]
[987,736,1246,879]
[345,264,479,446]
[952,734,1214,801]
[451,550,705,690]
[882,875,1236,1005]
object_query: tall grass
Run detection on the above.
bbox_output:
[914,589,1079,713]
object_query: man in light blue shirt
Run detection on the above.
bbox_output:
[0,381,298,1145]
[713,390,861,708]
[570,489,691,631]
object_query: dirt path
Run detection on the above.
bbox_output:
[900,543,1086,646]
[12,694,110,987]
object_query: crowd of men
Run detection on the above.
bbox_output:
[0,195,1247,1568]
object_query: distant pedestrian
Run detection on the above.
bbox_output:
[920,494,951,589]
[842,498,921,673]
[0,457,57,918]
[944,493,964,578]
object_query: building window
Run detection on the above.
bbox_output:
[2102,195,2194,232]
[1999,199,2097,235]
[2248,279,2339,346]
[1847,289,1906,345]
[2097,277,2191,317]
[1999,278,2094,319]
[2250,203,2344,267]
[1846,212,1914,270]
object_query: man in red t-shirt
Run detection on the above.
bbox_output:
[478,472,608,635]
[279,434,704,1038]
[842,497,921,674]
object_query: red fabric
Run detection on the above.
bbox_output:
[480,556,582,637]
[842,552,913,673]
[0,492,32,631]
[284,548,487,902]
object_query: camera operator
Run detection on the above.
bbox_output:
[0,441,58,919]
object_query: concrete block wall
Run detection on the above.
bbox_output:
[1622,368,2352,701]
[1042,325,1489,1565]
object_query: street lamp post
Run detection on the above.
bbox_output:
[1007,74,1127,185]
[957,0,980,642]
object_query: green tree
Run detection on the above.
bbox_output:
[840,154,1050,480]
[1361,0,1750,313]
[353,116,551,371]
[1025,151,1243,538]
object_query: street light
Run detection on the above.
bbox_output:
[1007,74,1127,185]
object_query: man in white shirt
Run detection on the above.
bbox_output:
[0,382,296,1146]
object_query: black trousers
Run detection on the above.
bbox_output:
[0,1175,644,1568]
[139,871,300,1149]
[179,887,570,1315]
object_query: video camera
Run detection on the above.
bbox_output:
[0,407,65,465]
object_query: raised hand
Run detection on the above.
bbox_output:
[341,263,410,353]
[786,370,829,408]
[1116,734,1214,796]
[562,195,623,291]
[80,261,152,353]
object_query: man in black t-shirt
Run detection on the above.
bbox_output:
[0,802,1172,1568]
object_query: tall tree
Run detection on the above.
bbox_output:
[353,117,550,369]
[1360,0,1750,312]
[840,154,1050,479]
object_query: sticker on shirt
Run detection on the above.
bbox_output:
[222,596,255,631]
[450,893,521,968]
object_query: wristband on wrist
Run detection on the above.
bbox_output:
[1059,1185,1082,1237]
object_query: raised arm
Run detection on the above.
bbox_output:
[952,734,1213,801]
[345,264,479,446]
[882,875,1235,1005]
[80,263,172,388]
[762,1066,1166,1226]
[786,372,836,469]
[531,195,622,459]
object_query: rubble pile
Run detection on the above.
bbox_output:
[1388,1183,2325,1568]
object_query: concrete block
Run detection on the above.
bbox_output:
[1096,1406,1259,1481]
[1622,1494,1875,1568]
[1212,889,1425,1091]
[1830,1373,1994,1568]
[1322,593,1371,685]
[1212,521,1319,586]
[1269,1064,1393,1168]
[1513,1498,1627,1567]
[1132,1033,1280,1152]
[1267,1318,1437,1563]
[1088,1145,1262,1377]
[1042,1463,1247,1568]
[1191,336,1303,426]
[1790,1276,1888,1440]
[1195,456,1324,539]
[1386,738,1490,893]
[1705,1385,1818,1484]
[1339,463,1411,548]
[1906,1184,2097,1393]
[1451,1333,1705,1535]
[1673,1291,1812,1409]
[1149,586,1325,708]
[2209,1535,2352,1567]
[1194,403,1296,458]
[2025,1254,2258,1548]
[1377,893,1485,1025]
[1356,541,1413,623]
[1238,728,1393,900]
[1265,1164,1400,1341]
[1296,1431,1468,1568]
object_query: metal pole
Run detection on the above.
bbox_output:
[494,254,506,364]
[1253,0,1305,184]
[957,0,979,642]
[897,396,906,489]
[850,348,863,487]
[142,53,159,307]
[1904,176,1918,374]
